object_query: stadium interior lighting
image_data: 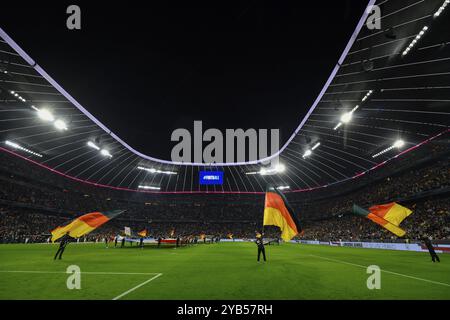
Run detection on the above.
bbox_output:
[402,26,428,56]
[334,90,372,130]
[302,149,312,158]
[100,149,113,158]
[276,186,290,190]
[393,139,405,148]
[54,119,68,131]
[31,105,69,130]
[37,108,55,122]
[340,112,353,124]
[311,142,321,150]
[138,185,161,190]
[334,122,342,130]
[137,166,177,175]
[434,0,449,17]
[372,139,405,158]
[10,90,28,103]
[259,163,285,175]
[87,141,101,150]
[5,140,43,157]
[303,142,321,159]
[361,90,373,102]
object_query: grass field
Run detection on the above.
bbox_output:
[0,242,449,300]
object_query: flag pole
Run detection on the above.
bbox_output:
[261,190,265,238]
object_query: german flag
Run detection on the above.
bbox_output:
[263,186,302,241]
[51,210,124,242]
[138,229,148,237]
[353,203,412,237]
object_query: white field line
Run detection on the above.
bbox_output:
[309,254,450,288]
[112,273,162,300]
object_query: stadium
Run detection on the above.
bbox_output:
[0,0,449,304]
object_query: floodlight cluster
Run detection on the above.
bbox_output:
[87,141,112,158]
[37,108,68,130]
[137,166,177,175]
[245,163,286,175]
[303,142,320,159]
[402,26,428,56]
[5,140,42,157]
[334,90,373,130]
[434,0,449,17]
[260,163,285,175]
[9,90,27,102]
[10,91,68,131]
[138,185,161,190]
[372,140,405,158]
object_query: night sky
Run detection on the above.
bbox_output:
[0,1,367,159]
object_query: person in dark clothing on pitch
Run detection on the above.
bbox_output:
[423,237,440,262]
[121,237,125,247]
[139,237,144,248]
[54,233,72,260]
[114,236,118,247]
[255,234,266,262]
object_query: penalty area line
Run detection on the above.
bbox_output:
[309,254,450,288]
[112,273,163,300]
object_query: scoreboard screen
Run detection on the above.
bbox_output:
[199,171,224,185]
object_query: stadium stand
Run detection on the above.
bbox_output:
[0,136,448,243]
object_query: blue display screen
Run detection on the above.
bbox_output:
[199,171,224,185]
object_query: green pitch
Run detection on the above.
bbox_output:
[0,242,449,300]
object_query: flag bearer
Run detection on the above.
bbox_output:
[255,232,266,262]
[423,237,440,262]
[54,233,72,260]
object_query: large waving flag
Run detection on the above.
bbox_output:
[353,203,412,237]
[51,210,125,242]
[263,186,302,241]
[138,229,148,237]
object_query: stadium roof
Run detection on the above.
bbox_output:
[0,0,449,194]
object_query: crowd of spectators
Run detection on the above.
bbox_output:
[302,197,450,241]
[0,139,448,243]
[0,207,68,243]
[292,158,449,220]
